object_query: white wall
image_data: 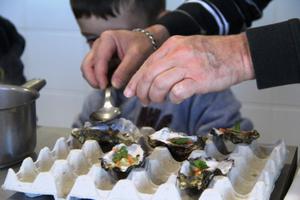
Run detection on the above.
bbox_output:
[1,0,300,148]
[0,0,92,128]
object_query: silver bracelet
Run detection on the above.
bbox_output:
[132,28,158,51]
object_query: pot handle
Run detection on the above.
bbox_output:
[22,79,46,91]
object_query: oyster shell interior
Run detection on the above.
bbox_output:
[101,143,145,179]
[148,128,205,161]
[149,128,198,145]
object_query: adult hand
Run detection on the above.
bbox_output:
[124,33,255,104]
[81,25,169,90]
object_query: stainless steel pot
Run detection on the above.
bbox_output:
[0,79,46,168]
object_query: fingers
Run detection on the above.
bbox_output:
[93,34,118,89]
[137,58,177,104]
[124,42,173,99]
[148,67,186,103]
[81,50,98,88]
[125,61,198,105]
[123,64,145,98]
[169,79,198,104]
[123,35,200,104]
[111,47,144,89]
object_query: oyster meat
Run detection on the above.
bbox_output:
[177,156,234,195]
[101,143,145,179]
[148,128,206,162]
[71,118,141,152]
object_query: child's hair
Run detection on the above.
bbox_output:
[70,0,166,24]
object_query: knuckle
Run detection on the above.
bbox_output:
[168,35,183,43]
[152,78,165,91]
[173,46,188,56]
[141,70,152,83]
[170,85,185,101]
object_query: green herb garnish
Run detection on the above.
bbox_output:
[233,121,241,132]
[112,146,128,163]
[169,137,192,145]
[191,160,209,170]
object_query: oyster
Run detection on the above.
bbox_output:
[211,127,260,144]
[177,156,234,195]
[101,143,145,179]
[148,128,206,162]
[209,123,260,155]
[71,118,140,152]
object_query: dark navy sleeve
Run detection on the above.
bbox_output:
[188,90,253,136]
[246,19,300,89]
[156,0,272,36]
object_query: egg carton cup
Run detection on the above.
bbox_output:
[199,140,287,200]
[2,137,287,200]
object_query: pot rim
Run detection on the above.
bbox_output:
[0,84,40,110]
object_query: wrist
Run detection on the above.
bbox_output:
[146,24,170,48]
[239,33,255,82]
[132,28,158,50]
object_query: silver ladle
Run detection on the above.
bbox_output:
[89,57,121,122]
[90,86,121,122]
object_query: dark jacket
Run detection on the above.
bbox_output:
[246,19,300,89]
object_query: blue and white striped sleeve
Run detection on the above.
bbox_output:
[156,0,272,36]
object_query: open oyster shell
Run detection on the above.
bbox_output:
[177,156,234,195]
[71,118,141,152]
[148,128,206,162]
[101,143,145,180]
[211,128,260,144]
[210,127,260,155]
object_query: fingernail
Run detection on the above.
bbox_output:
[124,88,133,98]
[111,76,121,89]
[111,80,118,89]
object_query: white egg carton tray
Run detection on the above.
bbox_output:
[2,137,287,200]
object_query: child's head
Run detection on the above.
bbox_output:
[70,0,166,47]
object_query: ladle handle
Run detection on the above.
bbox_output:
[107,55,121,87]
[103,87,113,108]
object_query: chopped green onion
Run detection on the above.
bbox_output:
[169,137,191,145]
[192,160,209,170]
[113,146,128,163]
[233,122,241,132]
